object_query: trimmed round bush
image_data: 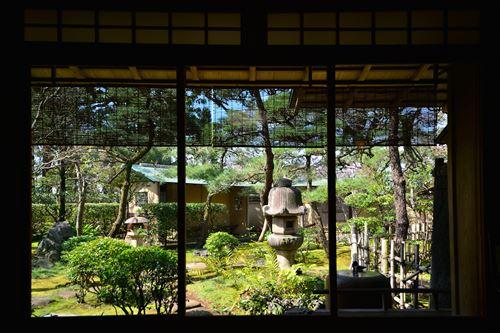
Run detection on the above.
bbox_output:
[100,246,178,315]
[61,235,98,257]
[63,237,131,302]
[204,232,239,259]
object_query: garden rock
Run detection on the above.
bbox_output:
[31,297,55,308]
[32,257,54,269]
[186,299,201,309]
[57,290,77,299]
[193,249,208,257]
[35,221,75,264]
[186,308,213,316]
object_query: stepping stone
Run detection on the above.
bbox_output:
[32,297,55,308]
[57,290,76,299]
[186,299,201,309]
[186,262,207,270]
[171,299,203,313]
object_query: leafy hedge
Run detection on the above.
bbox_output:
[64,238,178,314]
[140,203,228,244]
[32,203,119,240]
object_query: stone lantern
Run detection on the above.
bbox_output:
[263,178,305,269]
[124,216,149,247]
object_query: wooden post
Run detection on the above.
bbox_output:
[399,241,406,309]
[389,239,395,288]
[413,243,420,309]
[364,221,370,269]
[350,224,358,267]
[381,238,388,274]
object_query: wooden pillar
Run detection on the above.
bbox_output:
[430,158,451,309]
[381,238,388,274]
[390,239,395,288]
[448,63,486,316]
[364,221,370,269]
[350,224,358,266]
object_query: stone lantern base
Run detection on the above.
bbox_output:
[124,231,145,247]
[268,233,303,269]
[275,249,299,269]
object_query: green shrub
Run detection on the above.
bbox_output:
[31,203,119,239]
[203,232,239,274]
[205,232,239,259]
[238,270,324,315]
[31,204,58,241]
[63,237,131,302]
[141,203,227,245]
[81,224,102,237]
[61,235,98,257]
[99,246,178,315]
[77,203,119,236]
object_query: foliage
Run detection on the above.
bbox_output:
[61,235,98,258]
[204,232,239,273]
[32,203,119,240]
[302,185,328,204]
[140,203,227,244]
[238,269,324,315]
[296,228,322,263]
[63,238,131,302]
[31,204,58,240]
[98,246,178,315]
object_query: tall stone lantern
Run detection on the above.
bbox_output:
[124,216,149,247]
[263,178,305,269]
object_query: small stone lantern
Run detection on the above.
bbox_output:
[263,178,305,269]
[124,216,149,247]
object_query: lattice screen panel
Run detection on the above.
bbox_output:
[335,86,439,146]
[186,88,328,147]
[31,87,177,146]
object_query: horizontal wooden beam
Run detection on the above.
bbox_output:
[128,66,142,80]
[68,66,86,79]
[358,64,372,81]
[412,64,431,81]
[249,66,256,81]
[190,66,199,81]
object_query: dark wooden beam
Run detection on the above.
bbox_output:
[412,64,431,81]
[128,66,142,80]
[358,64,372,81]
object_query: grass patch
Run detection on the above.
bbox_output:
[186,249,199,264]
[187,276,243,315]
[185,242,352,315]
[32,291,121,317]
[32,262,68,279]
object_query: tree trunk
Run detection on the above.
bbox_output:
[58,159,67,222]
[253,90,275,242]
[108,163,132,238]
[107,137,153,237]
[388,106,410,247]
[200,193,214,245]
[305,153,313,191]
[309,202,329,255]
[75,162,87,236]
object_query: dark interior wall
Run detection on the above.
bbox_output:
[448,63,485,316]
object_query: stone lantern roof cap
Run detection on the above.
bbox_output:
[124,216,149,224]
[263,178,305,216]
